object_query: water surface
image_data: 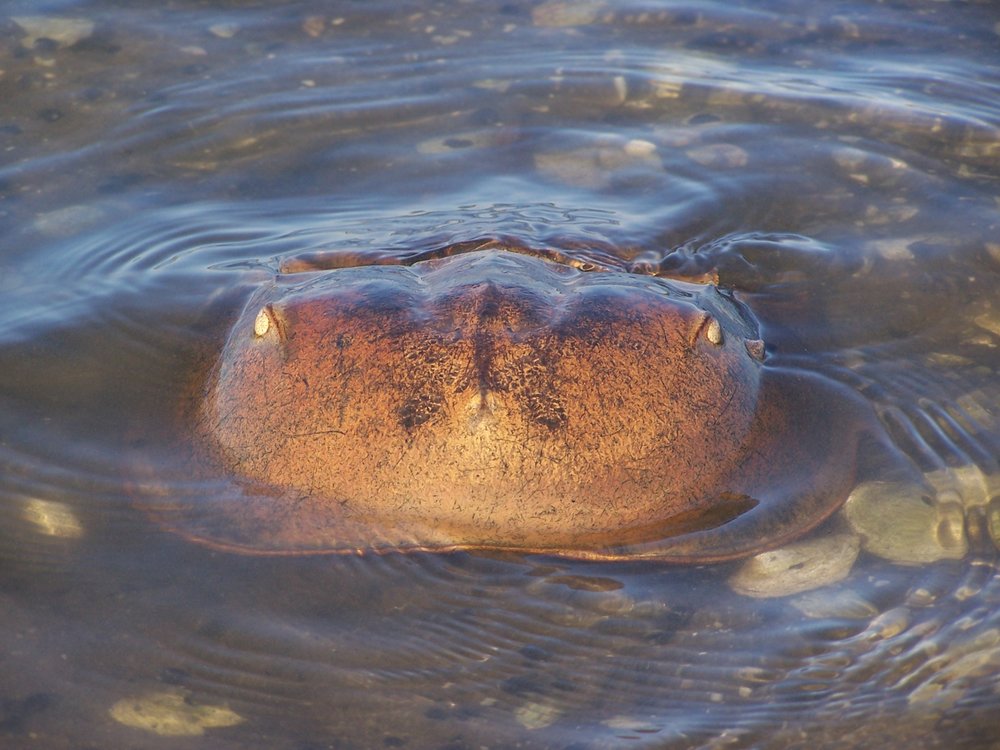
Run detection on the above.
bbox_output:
[1,1,1000,748]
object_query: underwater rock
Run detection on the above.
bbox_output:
[13,16,95,49]
[729,531,860,598]
[108,690,243,737]
[845,480,969,564]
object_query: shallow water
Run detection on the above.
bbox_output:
[1,1,1000,747]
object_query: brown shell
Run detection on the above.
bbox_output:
[148,248,868,561]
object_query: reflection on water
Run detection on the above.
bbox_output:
[1,0,999,747]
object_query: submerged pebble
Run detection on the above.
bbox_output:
[534,138,662,188]
[108,690,243,736]
[866,237,916,262]
[973,308,1000,339]
[302,15,326,38]
[924,465,1000,551]
[685,143,749,168]
[728,532,860,598]
[416,130,504,155]
[208,23,240,39]
[532,0,604,27]
[791,589,879,620]
[844,480,968,564]
[13,16,95,48]
[603,715,663,733]
[514,701,560,729]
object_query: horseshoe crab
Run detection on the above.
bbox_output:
[146,239,875,562]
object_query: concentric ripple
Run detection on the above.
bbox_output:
[2,0,1000,748]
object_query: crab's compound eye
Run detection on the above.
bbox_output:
[253,306,275,338]
[689,311,725,348]
[705,317,723,346]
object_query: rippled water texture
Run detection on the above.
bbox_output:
[2,1,1000,748]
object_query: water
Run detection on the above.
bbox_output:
[1,1,999,747]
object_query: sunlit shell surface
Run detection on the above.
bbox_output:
[150,244,875,561]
